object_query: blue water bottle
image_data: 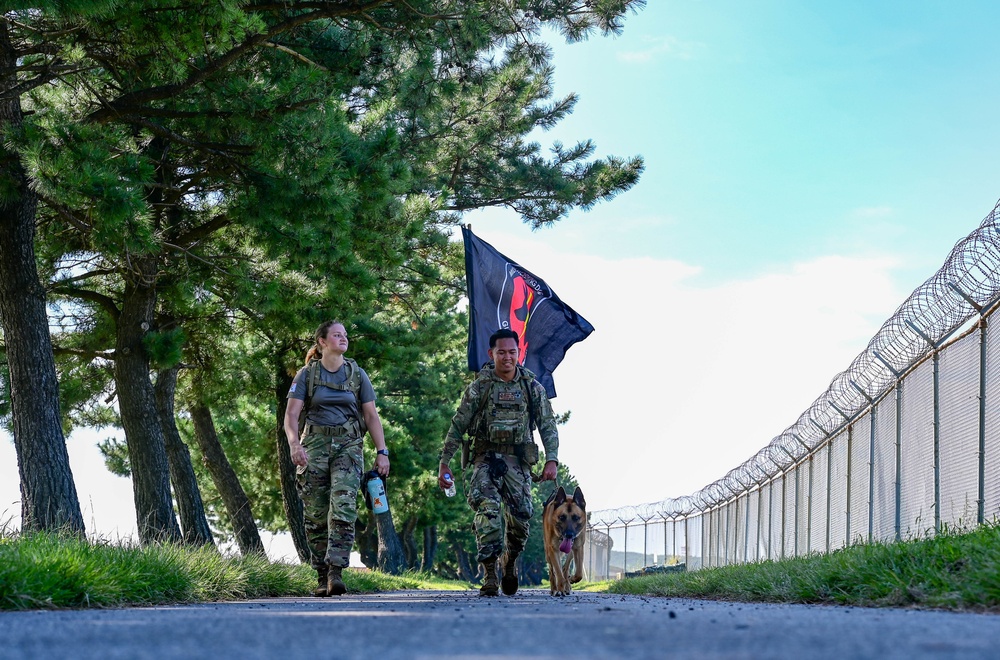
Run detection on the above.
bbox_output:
[366,472,389,514]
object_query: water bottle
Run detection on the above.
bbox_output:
[443,472,457,498]
[366,472,389,514]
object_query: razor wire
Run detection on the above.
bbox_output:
[588,198,1000,533]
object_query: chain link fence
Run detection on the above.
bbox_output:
[584,199,1000,579]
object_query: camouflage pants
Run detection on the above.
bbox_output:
[296,431,363,570]
[466,453,534,562]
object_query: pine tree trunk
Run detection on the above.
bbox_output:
[420,525,438,573]
[0,24,85,534]
[401,516,418,569]
[188,403,265,556]
[274,363,308,562]
[154,367,214,547]
[114,258,181,544]
[454,543,476,582]
[355,516,378,568]
[374,509,406,575]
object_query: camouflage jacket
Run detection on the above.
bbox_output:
[439,365,558,468]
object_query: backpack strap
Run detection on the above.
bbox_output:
[520,369,537,433]
[303,358,367,434]
[470,371,494,439]
[308,358,361,398]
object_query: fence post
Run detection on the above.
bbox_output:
[587,525,593,579]
[875,351,904,541]
[906,320,942,533]
[676,518,681,563]
[726,496,740,564]
[744,492,751,563]
[979,316,988,524]
[663,517,668,565]
[830,403,854,545]
[704,512,710,568]
[623,521,630,574]
[643,519,648,569]
[684,517,690,568]
[767,480,774,560]
[705,509,711,568]
[781,474,787,559]
[850,380,877,542]
[946,282,991,525]
[895,382,903,540]
[605,523,612,579]
[827,439,833,552]
[808,456,814,554]
[792,434,812,555]
[846,425,853,544]
[795,466,801,556]
[756,485,763,562]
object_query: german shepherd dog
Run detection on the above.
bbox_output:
[542,486,587,596]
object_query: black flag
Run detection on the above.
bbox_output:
[463,226,594,398]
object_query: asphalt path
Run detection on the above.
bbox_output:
[3,589,999,659]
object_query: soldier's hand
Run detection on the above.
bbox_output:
[290,442,308,467]
[375,454,390,476]
[540,460,558,482]
[438,463,453,489]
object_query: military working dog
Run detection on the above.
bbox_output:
[542,485,587,596]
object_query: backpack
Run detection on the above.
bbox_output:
[298,357,368,437]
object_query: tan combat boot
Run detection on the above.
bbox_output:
[500,551,518,596]
[479,558,499,597]
[314,566,329,597]
[327,566,347,596]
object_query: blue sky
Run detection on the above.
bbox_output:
[504,1,1000,287]
[466,1,1000,511]
[4,2,1000,553]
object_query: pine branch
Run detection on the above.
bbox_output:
[86,0,395,123]
[49,285,121,322]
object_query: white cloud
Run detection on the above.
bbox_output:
[617,35,703,63]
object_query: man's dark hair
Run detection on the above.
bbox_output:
[489,328,520,348]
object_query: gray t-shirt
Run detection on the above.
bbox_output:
[287,361,376,428]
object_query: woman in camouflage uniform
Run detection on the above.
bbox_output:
[284,320,390,596]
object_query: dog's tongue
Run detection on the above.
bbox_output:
[559,538,573,554]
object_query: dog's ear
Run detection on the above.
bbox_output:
[552,486,567,506]
[572,487,586,509]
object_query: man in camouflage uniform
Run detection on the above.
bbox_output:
[438,328,559,596]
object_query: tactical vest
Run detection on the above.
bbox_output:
[301,357,367,437]
[469,367,538,460]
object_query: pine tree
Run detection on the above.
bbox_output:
[5,0,646,545]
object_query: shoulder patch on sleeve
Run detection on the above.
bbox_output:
[289,382,298,394]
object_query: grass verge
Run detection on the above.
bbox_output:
[610,522,1000,611]
[0,531,458,610]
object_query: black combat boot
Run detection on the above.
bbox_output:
[479,558,499,597]
[327,566,347,596]
[500,551,519,596]
[314,566,329,597]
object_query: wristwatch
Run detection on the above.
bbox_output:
[376,449,389,457]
